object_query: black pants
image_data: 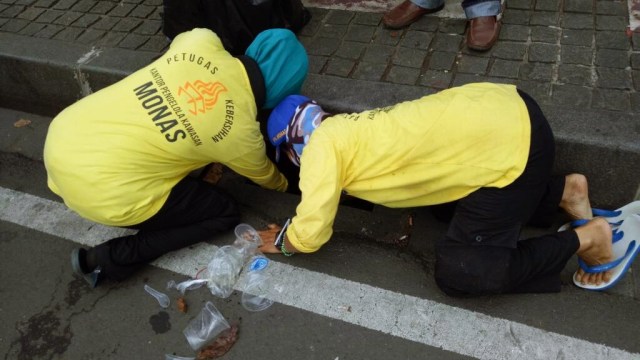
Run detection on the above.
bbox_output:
[434,90,580,297]
[89,176,241,281]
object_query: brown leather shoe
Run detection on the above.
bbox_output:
[466,16,501,51]
[383,1,444,29]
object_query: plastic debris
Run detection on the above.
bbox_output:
[183,301,230,351]
[144,284,170,308]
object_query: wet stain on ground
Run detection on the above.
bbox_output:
[11,308,71,360]
[149,311,171,334]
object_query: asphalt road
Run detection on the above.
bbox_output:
[1,108,639,360]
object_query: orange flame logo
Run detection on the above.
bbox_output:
[178,80,227,115]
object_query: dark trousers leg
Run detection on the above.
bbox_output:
[90,177,241,281]
[435,90,577,296]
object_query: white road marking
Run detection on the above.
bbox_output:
[1,186,637,360]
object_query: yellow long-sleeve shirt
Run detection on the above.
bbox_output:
[44,28,287,226]
[287,83,531,253]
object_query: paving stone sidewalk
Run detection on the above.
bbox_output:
[1,0,639,113]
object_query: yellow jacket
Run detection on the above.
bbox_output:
[287,83,531,252]
[44,28,287,226]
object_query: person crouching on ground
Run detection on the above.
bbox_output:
[256,83,613,296]
[43,28,308,287]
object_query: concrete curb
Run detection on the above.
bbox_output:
[1,32,638,207]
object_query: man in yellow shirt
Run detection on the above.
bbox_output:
[258,83,614,296]
[44,28,308,287]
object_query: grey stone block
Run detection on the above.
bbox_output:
[344,24,376,43]
[634,70,640,91]
[438,18,466,35]
[631,92,640,111]
[529,43,559,63]
[489,59,521,78]
[562,13,595,29]
[373,28,401,46]
[318,23,348,39]
[430,33,462,52]
[137,35,168,53]
[352,61,387,81]
[325,58,355,77]
[506,0,532,10]
[71,0,95,12]
[108,3,135,17]
[73,13,99,27]
[502,9,531,25]
[1,5,26,17]
[596,0,629,15]
[362,44,395,64]
[34,23,63,38]
[561,45,593,65]
[409,15,439,32]
[386,65,420,85]
[427,51,457,71]
[89,1,114,15]
[353,12,382,26]
[76,27,105,43]
[92,16,118,31]
[530,11,558,26]
[596,67,632,90]
[530,26,560,43]
[516,80,551,104]
[18,22,45,36]
[401,30,434,49]
[632,53,640,69]
[558,64,593,86]
[52,26,82,41]
[335,41,365,60]
[393,47,427,68]
[95,30,125,47]
[419,69,452,89]
[36,9,64,23]
[560,29,593,46]
[326,9,354,25]
[1,18,29,32]
[52,10,81,25]
[306,37,340,56]
[595,15,628,31]
[595,49,629,69]
[456,55,489,74]
[129,4,154,18]
[118,32,147,49]
[563,0,593,13]
[535,0,558,11]
[595,31,632,50]
[499,24,529,41]
[299,17,322,37]
[17,6,44,20]
[307,54,328,74]
[133,19,160,35]
[492,41,527,60]
[52,0,77,10]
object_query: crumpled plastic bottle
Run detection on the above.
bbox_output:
[206,224,262,298]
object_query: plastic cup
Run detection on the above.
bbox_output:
[183,301,230,350]
[241,271,275,312]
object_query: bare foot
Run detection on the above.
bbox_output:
[574,218,613,286]
[559,174,592,220]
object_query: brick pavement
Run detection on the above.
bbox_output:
[0,0,639,298]
[1,0,639,112]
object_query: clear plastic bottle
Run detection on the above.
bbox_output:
[206,224,262,298]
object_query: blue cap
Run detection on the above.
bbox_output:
[267,95,311,150]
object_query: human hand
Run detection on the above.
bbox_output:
[257,224,282,254]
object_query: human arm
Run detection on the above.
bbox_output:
[258,137,343,254]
